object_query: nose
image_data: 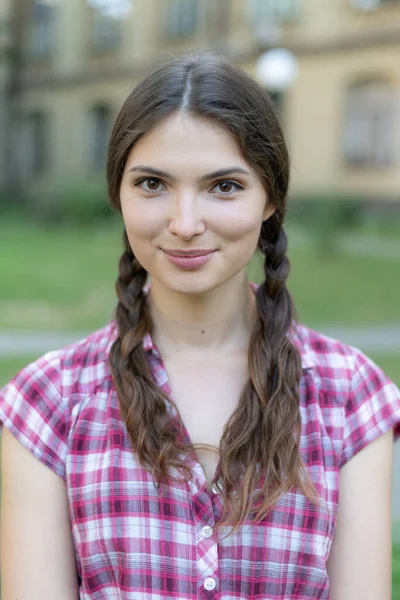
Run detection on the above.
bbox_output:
[168,190,205,240]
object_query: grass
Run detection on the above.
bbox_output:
[289,249,400,326]
[394,545,400,600]
[250,245,400,327]
[0,220,399,331]
[0,220,121,331]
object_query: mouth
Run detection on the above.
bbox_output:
[161,248,217,270]
[162,249,216,257]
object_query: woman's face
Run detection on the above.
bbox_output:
[119,112,275,296]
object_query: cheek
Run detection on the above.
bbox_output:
[216,205,263,243]
[121,202,164,264]
[122,202,163,239]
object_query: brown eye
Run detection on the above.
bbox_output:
[213,180,243,195]
[136,177,166,193]
[220,182,233,193]
[147,178,160,190]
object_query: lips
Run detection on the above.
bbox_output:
[163,249,215,257]
[162,248,216,270]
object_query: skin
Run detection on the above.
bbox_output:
[0,111,393,600]
[119,111,275,353]
[1,428,80,600]
[326,428,393,600]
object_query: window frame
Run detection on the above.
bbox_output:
[164,0,199,39]
[342,80,399,169]
[246,0,301,26]
[19,110,49,179]
[88,104,113,172]
[89,8,123,54]
[27,0,57,61]
[349,0,400,11]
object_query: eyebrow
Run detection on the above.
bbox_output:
[128,165,251,181]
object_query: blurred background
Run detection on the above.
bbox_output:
[0,0,399,592]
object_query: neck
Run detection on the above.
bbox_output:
[148,273,257,356]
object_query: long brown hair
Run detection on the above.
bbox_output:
[107,50,322,535]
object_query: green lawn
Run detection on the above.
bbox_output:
[0,221,121,331]
[394,545,400,600]
[250,244,400,327]
[0,221,399,331]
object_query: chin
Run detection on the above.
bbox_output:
[157,271,221,296]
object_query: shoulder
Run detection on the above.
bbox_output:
[2,321,118,402]
[293,321,399,402]
[49,321,118,397]
[293,323,400,461]
[292,322,366,385]
[0,322,119,478]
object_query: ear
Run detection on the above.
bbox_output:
[263,202,276,222]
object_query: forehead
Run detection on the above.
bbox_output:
[125,112,249,172]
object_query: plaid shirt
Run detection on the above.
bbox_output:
[1,318,400,599]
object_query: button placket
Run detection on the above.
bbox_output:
[201,525,213,539]
[197,536,219,596]
[189,472,219,597]
[203,576,216,591]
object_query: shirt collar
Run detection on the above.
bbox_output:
[289,326,316,370]
[143,331,163,361]
[143,331,154,353]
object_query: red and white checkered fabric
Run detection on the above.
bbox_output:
[1,311,399,599]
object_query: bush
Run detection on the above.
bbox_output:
[26,177,116,226]
[287,192,363,257]
[0,186,28,218]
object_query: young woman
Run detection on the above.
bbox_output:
[1,51,399,600]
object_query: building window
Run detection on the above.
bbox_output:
[89,105,112,171]
[350,0,400,9]
[28,0,56,59]
[343,81,398,167]
[19,112,48,178]
[90,8,122,53]
[246,0,301,25]
[206,0,232,44]
[165,0,198,38]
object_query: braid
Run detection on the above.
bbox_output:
[252,217,305,493]
[255,214,298,382]
[216,214,322,534]
[109,229,192,484]
[114,229,148,345]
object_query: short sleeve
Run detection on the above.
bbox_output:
[340,351,400,468]
[0,352,69,480]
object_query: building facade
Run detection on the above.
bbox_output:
[0,0,12,196]
[2,0,400,205]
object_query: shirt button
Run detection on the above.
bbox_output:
[201,525,213,538]
[204,577,216,591]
